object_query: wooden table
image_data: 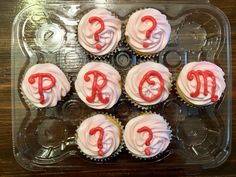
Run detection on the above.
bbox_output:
[0,0,235,176]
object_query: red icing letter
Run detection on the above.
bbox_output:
[187,70,218,102]
[138,70,164,102]
[89,127,105,156]
[137,126,153,156]
[84,70,109,104]
[28,73,56,104]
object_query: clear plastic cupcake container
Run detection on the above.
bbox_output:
[11,0,232,174]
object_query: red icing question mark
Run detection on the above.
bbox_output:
[89,16,105,50]
[89,127,105,156]
[137,126,153,156]
[141,15,157,48]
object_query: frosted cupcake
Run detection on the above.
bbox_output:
[75,114,123,160]
[78,8,121,56]
[176,61,226,106]
[125,8,171,57]
[21,63,70,108]
[124,113,171,159]
[125,62,172,108]
[75,62,122,109]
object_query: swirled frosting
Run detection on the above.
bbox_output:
[125,8,171,54]
[75,62,121,109]
[76,114,121,159]
[21,63,70,108]
[78,8,121,56]
[177,61,226,106]
[125,62,172,106]
[124,114,171,158]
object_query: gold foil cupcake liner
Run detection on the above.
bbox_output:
[75,112,124,162]
[124,111,173,160]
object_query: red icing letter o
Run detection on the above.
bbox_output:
[138,70,164,102]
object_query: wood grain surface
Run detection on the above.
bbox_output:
[0,0,236,176]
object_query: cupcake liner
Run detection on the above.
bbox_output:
[75,112,124,162]
[123,8,166,59]
[124,38,160,60]
[77,8,122,60]
[20,64,72,110]
[124,111,173,160]
[123,60,173,110]
[175,81,195,108]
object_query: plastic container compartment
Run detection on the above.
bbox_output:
[11,0,232,173]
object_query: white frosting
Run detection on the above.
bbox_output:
[21,63,70,108]
[124,114,171,158]
[78,8,121,56]
[125,62,172,106]
[75,62,121,109]
[177,61,226,106]
[125,8,171,54]
[76,114,121,159]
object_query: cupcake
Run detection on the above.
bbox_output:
[124,113,171,159]
[75,62,122,109]
[21,63,70,108]
[125,8,171,57]
[176,61,226,106]
[78,8,121,56]
[125,62,172,108]
[75,114,123,160]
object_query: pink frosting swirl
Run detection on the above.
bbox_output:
[75,62,121,109]
[125,8,171,54]
[78,8,121,56]
[75,114,121,159]
[21,63,70,108]
[177,61,226,106]
[125,62,172,106]
[124,114,171,158]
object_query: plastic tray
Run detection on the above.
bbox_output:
[11,0,232,173]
